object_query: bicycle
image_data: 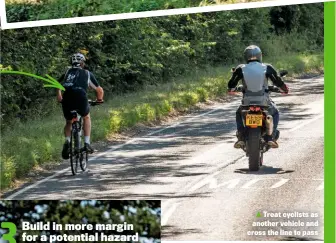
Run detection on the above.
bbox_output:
[68,100,102,175]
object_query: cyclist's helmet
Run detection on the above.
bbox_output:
[71,53,86,67]
[244,45,262,63]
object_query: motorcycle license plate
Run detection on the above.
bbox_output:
[246,114,263,126]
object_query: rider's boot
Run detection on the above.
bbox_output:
[234,130,245,149]
[62,140,70,159]
[265,135,279,148]
[274,130,280,141]
[84,143,94,154]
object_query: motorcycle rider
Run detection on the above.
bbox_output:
[228,45,289,149]
[57,53,104,159]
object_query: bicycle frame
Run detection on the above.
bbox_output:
[69,111,87,175]
[65,99,103,175]
[71,112,83,153]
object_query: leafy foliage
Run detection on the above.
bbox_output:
[6,0,260,22]
[1,4,324,125]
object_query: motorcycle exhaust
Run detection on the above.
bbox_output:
[265,115,273,136]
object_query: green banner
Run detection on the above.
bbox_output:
[0,70,65,91]
[324,2,335,243]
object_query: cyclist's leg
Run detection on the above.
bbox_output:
[83,114,91,142]
[76,90,93,152]
[61,93,73,159]
[64,120,72,140]
[83,114,94,153]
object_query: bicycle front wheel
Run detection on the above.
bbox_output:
[80,151,88,172]
[70,129,79,175]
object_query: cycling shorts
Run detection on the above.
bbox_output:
[62,88,90,120]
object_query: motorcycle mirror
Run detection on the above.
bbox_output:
[280,70,288,77]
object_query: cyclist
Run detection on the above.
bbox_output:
[56,53,104,159]
[228,45,289,149]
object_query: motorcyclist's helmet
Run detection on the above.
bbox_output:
[71,53,86,67]
[244,45,262,63]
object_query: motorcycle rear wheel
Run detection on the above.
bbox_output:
[247,127,262,171]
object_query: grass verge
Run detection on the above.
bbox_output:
[0,53,323,190]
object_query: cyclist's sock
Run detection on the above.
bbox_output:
[65,137,70,143]
[85,136,90,144]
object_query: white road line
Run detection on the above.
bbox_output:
[241,178,261,189]
[4,169,69,200]
[316,182,324,191]
[218,178,241,189]
[187,156,245,192]
[189,177,218,192]
[270,178,289,188]
[288,114,324,132]
[162,202,180,226]
[6,93,324,201]
[161,110,324,224]
[5,105,224,199]
[163,177,323,225]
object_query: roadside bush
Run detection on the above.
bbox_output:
[5,0,261,22]
[1,4,324,127]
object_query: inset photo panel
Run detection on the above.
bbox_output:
[0,200,161,243]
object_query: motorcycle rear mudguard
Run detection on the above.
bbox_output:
[239,108,268,155]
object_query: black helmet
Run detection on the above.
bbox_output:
[244,45,262,62]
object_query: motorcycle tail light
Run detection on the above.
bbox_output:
[255,107,261,111]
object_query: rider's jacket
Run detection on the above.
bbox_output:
[228,60,286,106]
[58,67,100,93]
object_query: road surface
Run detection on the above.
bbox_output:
[3,76,324,241]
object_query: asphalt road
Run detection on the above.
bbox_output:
[4,76,324,241]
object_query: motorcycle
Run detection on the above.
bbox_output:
[230,69,288,171]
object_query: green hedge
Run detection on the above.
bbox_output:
[1,4,324,126]
[5,0,260,22]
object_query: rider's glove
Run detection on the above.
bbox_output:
[280,84,289,94]
[227,88,236,95]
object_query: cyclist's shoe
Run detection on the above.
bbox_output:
[84,143,94,154]
[62,141,70,159]
[265,135,279,149]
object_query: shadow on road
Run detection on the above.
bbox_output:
[279,236,323,241]
[162,225,202,238]
[234,166,295,175]
[5,76,323,199]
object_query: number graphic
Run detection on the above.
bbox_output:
[1,222,17,243]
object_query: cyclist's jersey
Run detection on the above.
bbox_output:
[58,67,100,93]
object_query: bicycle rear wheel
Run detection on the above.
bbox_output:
[70,129,79,175]
[80,151,88,171]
